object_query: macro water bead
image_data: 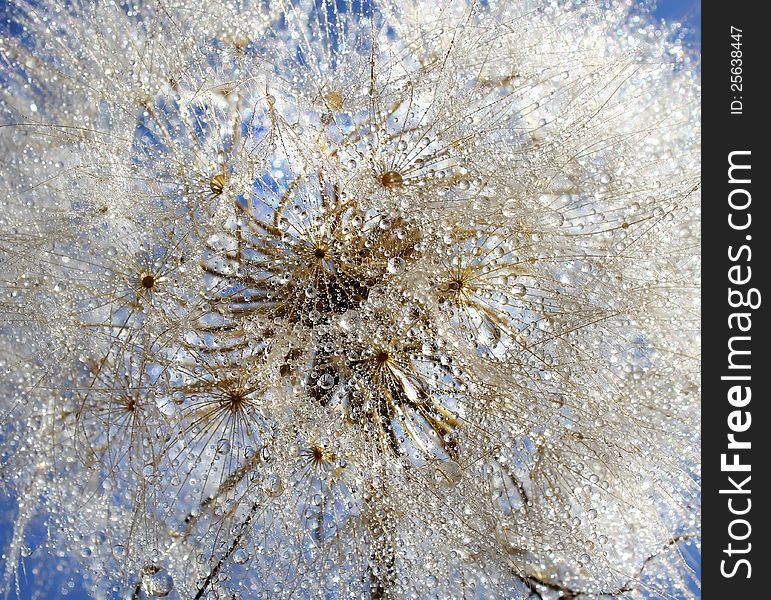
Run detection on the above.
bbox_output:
[0,1,700,599]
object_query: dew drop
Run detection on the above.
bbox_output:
[434,459,462,488]
[142,567,173,597]
[543,211,564,227]
[264,474,284,497]
[387,257,406,274]
[317,373,335,389]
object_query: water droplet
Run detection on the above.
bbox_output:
[264,474,284,497]
[317,373,335,389]
[233,548,250,565]
[142,567,173,597]
[387,257,406,274]
[543,211,564,227]
[434,459,462,488]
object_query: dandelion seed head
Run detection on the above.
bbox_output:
[0,0,700,598]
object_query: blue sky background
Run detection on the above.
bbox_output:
[0,1,701,598]
[652,0,701,45]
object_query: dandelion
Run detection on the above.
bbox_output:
[1,0,700,598]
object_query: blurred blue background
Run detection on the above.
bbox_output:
[0,0,700,598]
[653,0,700,45]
